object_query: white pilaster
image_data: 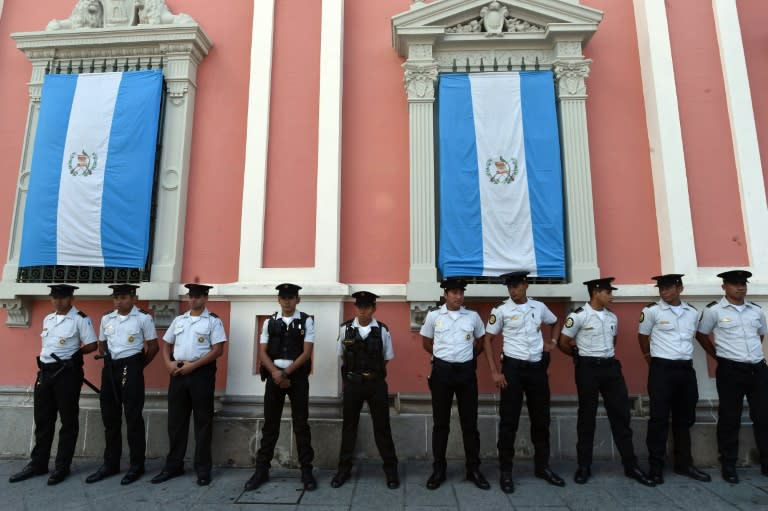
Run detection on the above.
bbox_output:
[632,0,697,275]
[711,0,768,271]
[238,0,275,279]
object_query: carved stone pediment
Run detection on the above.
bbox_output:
[46,0,195,31]
[393,0,603,57]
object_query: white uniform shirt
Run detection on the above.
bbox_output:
[485,298,557,362]
[697,297,766,363]
[561,303,617,357]
[638,300,698,360]
[420,305,485,363]
[259,310,315,369]
[99,306,158,360]
[336,318,394,360]
[163,308,227,362]
[39,306,98,363]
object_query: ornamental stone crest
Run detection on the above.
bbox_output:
[46,0,195,31]
[446,1,545,35]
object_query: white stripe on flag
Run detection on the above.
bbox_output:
[469,73,536,276]
[56,73,122,266]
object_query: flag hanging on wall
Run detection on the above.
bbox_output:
[19,70,163,268]
[437,71,566,278]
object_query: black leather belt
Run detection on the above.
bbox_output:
[651,357,692,367]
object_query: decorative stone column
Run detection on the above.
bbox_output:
[403,43,439,323]
[553,47,600,285]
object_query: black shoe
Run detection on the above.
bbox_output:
[330,469,351,488]
[9,464,47,483]
[150,467,185,484]
[574,466,591,484]
[674,465,710,482]
[197,472,211,486]
[721,465,739,484]
[243,467,269,491]
[762,465,768,477]
[624,465,656,487]
[648,468,664,485]
[121,465,145,485]
[301,469,317,491]
[500,471,514,494]
[385,471,400,489]
[535,467,565,487]
[47,466,70,486]
[85,465,119,484]
[466,468,490,490]
[426,470,446,490]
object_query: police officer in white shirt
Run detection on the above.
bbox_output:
[245,283,317,492]
[559,277,654,487]
[152,284,227,486]
[638,274,710,484]
[331,291,399,489]
[483,271,565,493]
[86,284,158,485]
[9,284,97,486]
[696,269,768,484]
[421,277,489,490]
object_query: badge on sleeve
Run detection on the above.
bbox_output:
[639,312,644,323]
[489,314,496,325]
[565,317,574,328]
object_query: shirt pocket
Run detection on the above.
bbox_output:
[193,322,212,344]
[458,321,475,342]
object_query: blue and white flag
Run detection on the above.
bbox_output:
[19,70,163,268]
[438,71,565,278]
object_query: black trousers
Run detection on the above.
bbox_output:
[100,353,146,468]
[255,368,314,469]
[498,355,551,472]
[646,358,698,471]
[430,358,480,471]
[30,362,84,470]
[716,358,768,467]
[575,357,637,468]
[337,377,398,473]
[164,362,217,474]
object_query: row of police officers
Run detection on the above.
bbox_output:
[9,269,768,493]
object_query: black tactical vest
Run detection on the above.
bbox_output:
[267,312,309,363]
[341,320,386,377]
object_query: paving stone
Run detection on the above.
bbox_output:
[236,475,304,504]
[656,482,738,511]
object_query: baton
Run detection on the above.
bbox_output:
[50,353,100,394]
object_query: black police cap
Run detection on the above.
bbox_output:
[500,271,529,286]
[109,284,139,296]
[48,284,78,297]
[185,283,213,296]
[717,270,751,284]
[352,291,378,307]
[276,283,301,297]
[583,277,617,291]
[440,277,467,291]
[651,274,684,287]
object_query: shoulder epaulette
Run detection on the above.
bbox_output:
[686,302,698,311]
[340,319,354,327]
[573,306,584,313]
[104,309,114,316]
[209,311,219,318]
[77,310,88,318]
[138,308,150,315]
[750,301,762,308]
[494,300,506,308]
[463,306,476,312]
[645,302,657,308]
[706,301,717,308]
[376,320,389,331]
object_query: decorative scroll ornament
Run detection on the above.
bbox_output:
[403,62,438,100]
[553,60,592,97]
[446,1,545,35]
[47,0,195,31]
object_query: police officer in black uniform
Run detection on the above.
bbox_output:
[420,277,489,490]
[638,274,710,484]
[696,269,768,483]
[9,284,97,485]
[151,284,227,486]
[245,283,317,492]
[483,272,565,493]
[331,291,399,489]
[86,284,158,485]
[559,277,654,486]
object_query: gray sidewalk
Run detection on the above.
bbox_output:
[2,458,768,510]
